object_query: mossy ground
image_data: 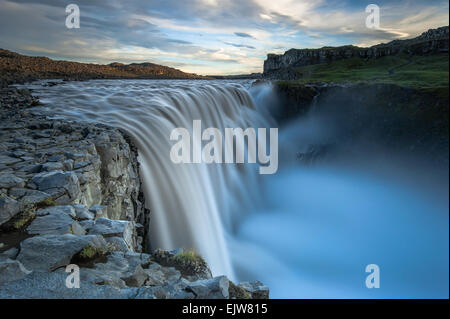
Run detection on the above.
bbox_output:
[289,53,449,88]
[71,245,109,267]
[172,249,205,265]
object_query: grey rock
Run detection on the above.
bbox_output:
[79,219,94,231]
[0,196,23,226]
[71,221,86,236]
[105,237,130,252]
[36,205,76,218]
[62,159,74,171]
[121,264,147,288]
[0,247,19,262]
[19,163,42,174]
[187,276,229,299]
[72,204,94,220]
[17,234,107,272]
[135,286,170,299]
[0,259,32,285]
[0,155,22,165]
[0,272,135,299]
[80,251,147,289]
[144,263,181,286]
[30,170,81,202]
[238,281,269,299]
[27,211,77,235]
[0,173,25,188]
[89,217,134,250]
[9,188,51,205]
[41,162,64,172]
[89,204,107,218]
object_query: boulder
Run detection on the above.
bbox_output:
[0,173,25,188]
[187,276,229,299]
[30,170,81,202]
[238,281,269,299]
[145,263,181,286]
[27,209,84,236]
[0,196,23,226]
[8,188,51,205]
[0,259,32,285]
[105,237,130,252]
[0,248,19,263]
[72,204,94,220]
[89,218,135,250]
[89,205,107,218]
[17,234,106,272]
[121,264,147,288]
[80,251,148,289]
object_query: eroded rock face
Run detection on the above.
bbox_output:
[0,109,145,223]
[263,26,449,78]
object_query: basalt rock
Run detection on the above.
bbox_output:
[264,26,449,79]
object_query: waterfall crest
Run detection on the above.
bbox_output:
[34,79,271,278]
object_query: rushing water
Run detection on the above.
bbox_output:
[25,79,449,298]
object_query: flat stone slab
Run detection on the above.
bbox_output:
[0,272,136,299]
[27,210,85,236]
[30,170,81,201]
[17,234,106,272]
[0,173,25,188]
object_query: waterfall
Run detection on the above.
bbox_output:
[30,79,448,298]
[33,79,272,279]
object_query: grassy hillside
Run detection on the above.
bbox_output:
[291,53,449,88]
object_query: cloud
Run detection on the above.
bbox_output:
[0,0,448,75]
[224,42,256,49]
[234,32,254,38]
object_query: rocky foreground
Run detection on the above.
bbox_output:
[0,86,268,299]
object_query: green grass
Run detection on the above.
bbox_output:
[12,207,36,230]
[173,249,204,264]
[78,245,107,260]
[292,53,449,88]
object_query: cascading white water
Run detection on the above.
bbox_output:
[30,79,272,279]
[27,79,449,298]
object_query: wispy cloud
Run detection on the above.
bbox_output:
[0,0,448,75]
[234,32,254,38]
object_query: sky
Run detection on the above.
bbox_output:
[0,0,448,75]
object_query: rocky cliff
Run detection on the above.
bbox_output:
[270,81,449,165]
[264,26,449,79]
